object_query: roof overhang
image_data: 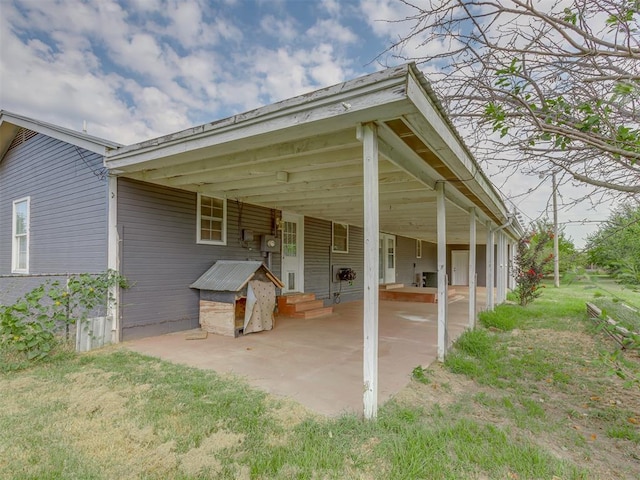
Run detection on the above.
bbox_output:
[0,110,121,160]
[105,63,522,244]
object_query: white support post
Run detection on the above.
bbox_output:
[486,221,494,310]
[497,232,505,304]
[508,241,516,290]
[468,208,476,329]
[107,175,120,344]
[436,182,447,362]
[361,123,379,420]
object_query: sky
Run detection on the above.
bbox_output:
[0,0,617,248]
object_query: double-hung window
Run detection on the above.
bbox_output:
[197,194,226,245]
[332,222,349,253]
[12,197,30,273]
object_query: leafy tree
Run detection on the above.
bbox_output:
[529,219,580,274]
[387,0,640,196]
[513,228,554,306]
[586,203,640,284]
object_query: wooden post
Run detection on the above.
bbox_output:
[509,241,516,290]
[496,231,505,304]
[486,221,494,310]
[361,123,379,419]
[436,182,447,362]
[468,208,476,329]
[107,175,120,343]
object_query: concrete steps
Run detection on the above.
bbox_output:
[278,293,333,319]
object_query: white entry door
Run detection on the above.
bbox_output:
[379,233,396,284]
[451,250,470,286]
[281,213,304,293]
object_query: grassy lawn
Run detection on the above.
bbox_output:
[1,275,639,479]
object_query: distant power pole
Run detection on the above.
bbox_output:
[552,172,560,288]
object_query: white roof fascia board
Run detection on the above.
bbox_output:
[0,110,121,156]
[404,69,511,223]
[106,66,412,170]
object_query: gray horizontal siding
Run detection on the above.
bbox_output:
[117,178,280,340]
[396,237,438,286]
[0,132,108,304]
[304,217,332,303]
[332,225,364,303]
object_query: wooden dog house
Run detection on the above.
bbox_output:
[190,260,284,337]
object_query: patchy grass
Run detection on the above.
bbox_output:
[1,275,639,479]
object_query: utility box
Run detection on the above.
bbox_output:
[261,235,280,252]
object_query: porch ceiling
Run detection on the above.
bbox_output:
[106,64,520,244]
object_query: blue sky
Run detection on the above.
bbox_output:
[0,0,613,246]
[1,0,411,143]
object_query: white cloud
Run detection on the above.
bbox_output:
[359,0,416,37]
[320,0,342,16]
[260,14,298,41]
[307,19,357,44]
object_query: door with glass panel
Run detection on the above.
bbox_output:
[281,213,304,293]
[378,233,396,284]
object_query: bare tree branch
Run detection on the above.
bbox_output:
[384,0,640,197]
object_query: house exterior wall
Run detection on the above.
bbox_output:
[445,244,488,287]
[396,237,438,286]
[329,223,364,304]
[0,131,108,304]
[114,180,498,340]
[116,178,280,340]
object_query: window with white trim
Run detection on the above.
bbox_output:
[12,197,30,273]
[197,194,226,245]
[332,222,349,253]
[416,239,422,258]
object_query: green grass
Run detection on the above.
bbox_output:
[1,274,639,479]
[0,348,589,479]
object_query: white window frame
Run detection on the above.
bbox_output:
[416,239,422,258]
[196,194,227,245]
[332,222,349,253]
[12,196,30,273]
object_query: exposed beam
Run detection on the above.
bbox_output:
[161,148,364,187]
[271,190,437,210]
[138,130,360,180]
[158,162,395,195]
[238,179,426,205]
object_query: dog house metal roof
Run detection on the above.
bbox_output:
[189,260,284,292]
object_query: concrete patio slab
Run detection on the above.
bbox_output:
[124,287,486,416]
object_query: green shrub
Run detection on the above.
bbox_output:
[0,270,127,363]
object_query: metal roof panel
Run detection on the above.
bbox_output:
[190,260,280,292]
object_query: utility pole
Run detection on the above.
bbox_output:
[552,172,560,288]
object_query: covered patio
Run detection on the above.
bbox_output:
[106,63,521,418]
[125,288,485,416]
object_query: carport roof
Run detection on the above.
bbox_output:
[105,63,522,243]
